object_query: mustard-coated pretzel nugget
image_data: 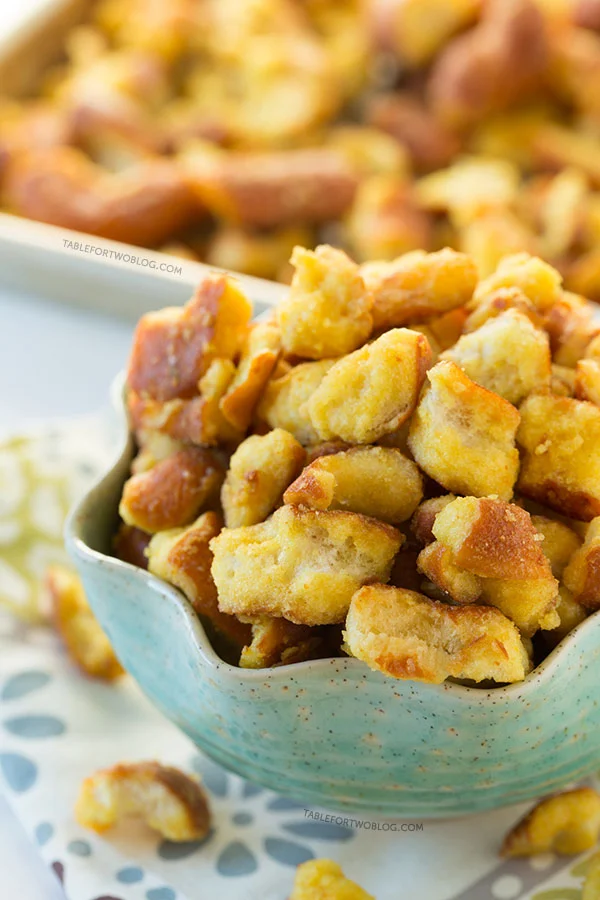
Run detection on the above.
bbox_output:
[239,616,325,669]
[576,358,600,405]
[127,274,251,402]
[432,497,559,635]
[408,360,521,500]
[344,585,530,684]
[416,541,482,604]
[290,858,374,900]
[283,445,422,524]
[146,512,251,650]
[128,357,239,447]
[501,788,600,856]
[307,328,432,444]
[219,321,281,432]
[278,245,373,359]
[360,247,477,331]
[75,761,210,841]
[473,253,563,312]
[211,504,403,625]
[410,495,457,546]
[543,586,588,647]
[563,517,600,608]
[45,566,123,681]
[120,446,224,533]
[442,309,551,405]
[517,394,600,521]
[429,0,548,128]
[258,358,336,445]
[221,429,306,528]
[531,515,582,580]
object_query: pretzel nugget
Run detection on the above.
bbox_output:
[219,322,280,432]
[473,253,562,312]
[211,505,403,625]
[345,176,432,263]
[531,516,582,579]
[258,359,336,445]
[366,92,460,172]
[127,274,251,402]
[432,497,559,635]
[501,788,600,856]
[361,248,477,331]
[221,429,306,528]
[239,616,324,669]
[307,328,432,444]
[183,146,358,228]
[284,446,422,524]
[45,566,123,681]
[3,148,198,247]
[442,309,551,405]
[576,359,600,406]
[113,523,150,569]
[369,0,479,67]
[429,0,548,128]
[146,512,250,650]
[417,541,482,604]
[543,586,588,648]
[563,518,600,608]
[120,447,224,533]
[75,762,210,841]
[411,495,458,546]
[517,394,600,521]
[344,585,530,684]
[463,287,541,333]
[278,245,373,359]
[408,360,521,500]
[290,858,374,900]
[128,358,238,447]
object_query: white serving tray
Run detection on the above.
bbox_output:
[0,1,287,319]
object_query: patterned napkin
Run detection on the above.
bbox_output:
[0,415,597,900]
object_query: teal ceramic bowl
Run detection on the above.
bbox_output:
[65,385,600,819]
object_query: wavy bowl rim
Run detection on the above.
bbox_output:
[64,371,600,703]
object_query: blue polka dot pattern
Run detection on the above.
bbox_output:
[242,782,262,799]
[233,812,253,826]
[116,867,144,884]
[34,822,53,846]
[146,889,176,900]
[283,820,354,841]
[67,839,92,857]
[158,837,210,861]
[0,752,37,792]
[4,715,65,739]
[217,841,258,876]
[1,672,51,701]
[267,797,304,811]
[264,837,314,867]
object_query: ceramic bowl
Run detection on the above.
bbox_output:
[65,383,600,819]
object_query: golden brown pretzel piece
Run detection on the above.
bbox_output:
[2,146,200,247]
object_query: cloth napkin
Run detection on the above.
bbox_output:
[0,415,596,900]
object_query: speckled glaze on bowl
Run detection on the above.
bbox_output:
[65,381,600,818]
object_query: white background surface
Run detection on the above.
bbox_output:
[0,286,134,898]
[0,0,136,883]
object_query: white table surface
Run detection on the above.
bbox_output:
[0,285,134,898]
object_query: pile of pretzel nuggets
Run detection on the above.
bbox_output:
[8,0,600,291]
[115,242,600,687]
